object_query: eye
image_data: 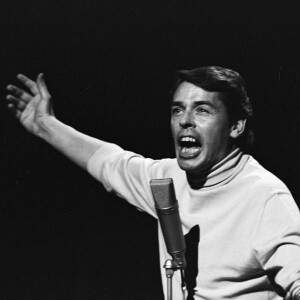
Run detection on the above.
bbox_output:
[196,106,209,114]
[171,107,183,115]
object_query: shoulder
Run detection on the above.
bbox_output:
[143,157,185,180]
[240,157,300,232]
[241,155,291,195]
[233,155,296,212]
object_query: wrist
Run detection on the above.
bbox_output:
[36,116,63,141]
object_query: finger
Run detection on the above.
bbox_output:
[7,103,22,119]
[6,85,32,102]
[6,95,27,110]
[17,74,39,94]
[36,73,50,99]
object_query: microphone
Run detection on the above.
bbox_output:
[150,178,186,269]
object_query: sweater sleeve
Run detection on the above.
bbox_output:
[87,142,173,218]
[253,192,300,298]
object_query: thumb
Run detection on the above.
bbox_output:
[36,73,51,99]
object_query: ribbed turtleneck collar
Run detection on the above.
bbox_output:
[187,148,246,190]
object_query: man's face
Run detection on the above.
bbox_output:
[171,81,236,174]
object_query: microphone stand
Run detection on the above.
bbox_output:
[164,256,186,300]
[149,178,187,300]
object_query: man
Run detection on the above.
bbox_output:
[6,66,300,299]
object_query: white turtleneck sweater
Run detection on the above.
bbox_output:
[87,143,300,300]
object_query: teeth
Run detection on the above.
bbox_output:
[180,136,196,142]
[182,147,199,154]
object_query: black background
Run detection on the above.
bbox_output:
[0,0,299,299]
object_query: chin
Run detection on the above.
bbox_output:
[177,158,204,174]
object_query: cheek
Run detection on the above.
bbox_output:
[170,120,178,137]
[204,123,230,145]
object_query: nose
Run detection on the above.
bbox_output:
[179,110,196,129]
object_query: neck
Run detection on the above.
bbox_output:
[186,147,242,189]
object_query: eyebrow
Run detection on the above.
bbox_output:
[171,100,218,109]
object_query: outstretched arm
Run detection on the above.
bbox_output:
[6,73,107,170]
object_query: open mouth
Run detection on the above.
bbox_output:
[178,136,202,158]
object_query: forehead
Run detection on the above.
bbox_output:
[172,81,224,106]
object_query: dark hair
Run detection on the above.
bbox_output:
[171,66,254,153]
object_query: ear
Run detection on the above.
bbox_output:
[230,119,246,139]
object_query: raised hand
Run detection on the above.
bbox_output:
[6,73,54,136]
[6,73,106,168]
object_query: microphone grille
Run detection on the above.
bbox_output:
[150,178,176,208]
